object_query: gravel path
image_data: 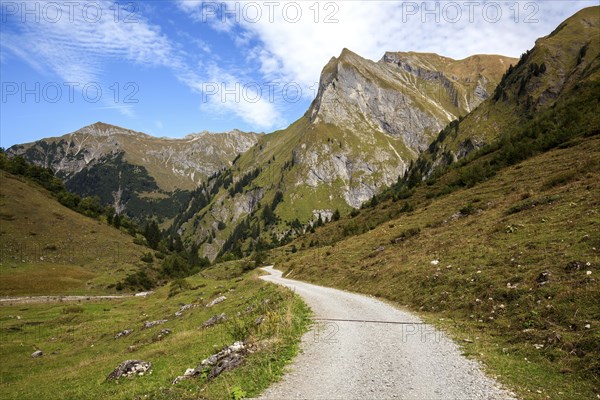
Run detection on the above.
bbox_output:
[0,294,145,305]
[259,266,517,400]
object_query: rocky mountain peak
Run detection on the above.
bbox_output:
[308,48,515,153]
[80,121,146,137]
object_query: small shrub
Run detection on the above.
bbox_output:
[168,278,191,298]
[520,191,533,200]
[391,227,421,244]
[400,202,414,213]
[230,386,247,400]
[242,261,256,272]
[332,209,341,221]
[460,203,475,216]
[140,253,153,263]
[342,220,361,237]
[123,270,156,290]
[226,318,251,342]
[542,169,577,189]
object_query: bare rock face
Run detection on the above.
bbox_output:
[206,296,226,308]
[175,304,196,317]
[310,50,512,152]
[31,350,43,358]
[202,313,227,328]
[114,329,133,339]
[143,319,168,329]
[292,49,514,209]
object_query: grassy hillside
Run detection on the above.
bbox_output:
[0,263,310,399]
[412,6,600,174]
[272,132,599,399]
[0,171,149,295]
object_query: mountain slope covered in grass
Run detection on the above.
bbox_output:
[0,169,149,295]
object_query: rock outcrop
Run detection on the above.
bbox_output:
[172,341,246,384]
[106,360,152,381]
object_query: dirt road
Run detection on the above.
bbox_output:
[259,266,516,400]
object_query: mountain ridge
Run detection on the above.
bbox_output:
[400,5,600,183]
[7,122,261,222]
[8,122,261,190]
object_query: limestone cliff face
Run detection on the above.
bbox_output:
[290,135,406,209]
[292,49,515,208]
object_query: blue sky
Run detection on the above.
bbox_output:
[0,0,596,148]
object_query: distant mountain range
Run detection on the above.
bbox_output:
[7,123,260,222]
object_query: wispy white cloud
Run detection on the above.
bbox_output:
[2,0,180,83]
[1,0,187,121]
[90,104,136,117]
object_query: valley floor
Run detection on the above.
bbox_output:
[0,263,310,400]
